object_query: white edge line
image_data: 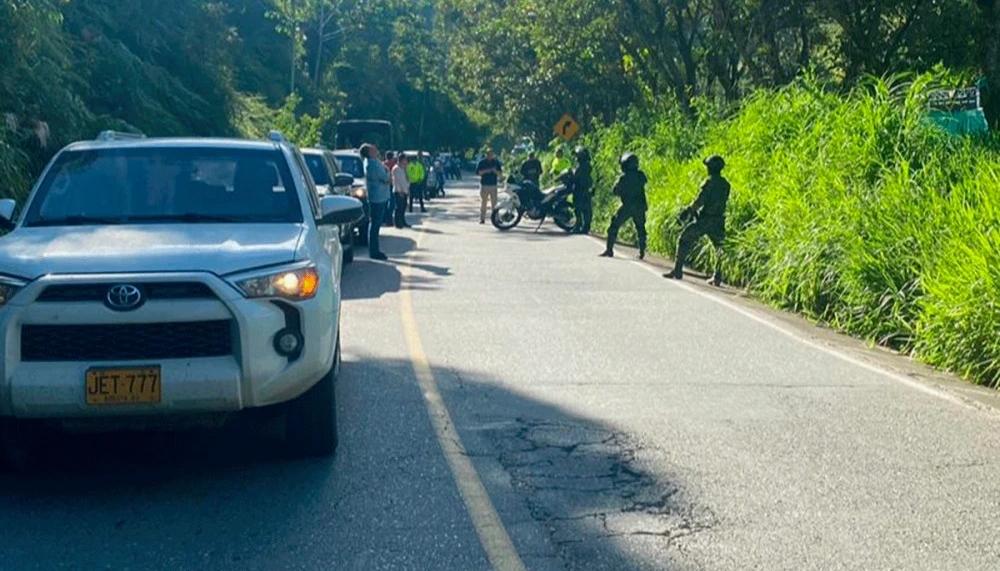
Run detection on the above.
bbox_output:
[586,235,974,410]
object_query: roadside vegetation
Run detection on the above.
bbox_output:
[0,0,480,199]
[583,76,1000,386]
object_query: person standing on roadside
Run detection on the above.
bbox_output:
[383,151,398,227]
[407,152,427,213]
[433,155,446,197]
[520,151,543,186]
[600,153,648,260]
[664,155,731,285]
[570,146,593,234]
[549,147,570,178]
[391,154,411,229]
[361,143,390,261]
[476,149,503,224]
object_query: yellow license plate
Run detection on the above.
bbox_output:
[85,367,161,405]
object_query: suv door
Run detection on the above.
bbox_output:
[292,150,341,264]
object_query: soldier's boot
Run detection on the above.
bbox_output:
[665,228,697,279]
[664,244,690,279]
[663,267,683,280]
[707,246,724,286]
[601,228,617,257]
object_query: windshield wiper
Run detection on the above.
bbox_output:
[30,215,124,227]
[125,213,243,223]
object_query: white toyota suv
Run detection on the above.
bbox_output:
[0,131,363,463]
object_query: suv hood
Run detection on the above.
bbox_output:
[0,224,305,279]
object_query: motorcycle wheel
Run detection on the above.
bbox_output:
[552,203,577,232]
[491,206,523,231]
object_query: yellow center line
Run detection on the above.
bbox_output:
[397,218,527,571]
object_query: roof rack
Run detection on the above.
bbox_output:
[267,130,288,143]
[96,130,146,142]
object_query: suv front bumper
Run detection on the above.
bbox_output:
[0,272,337,419]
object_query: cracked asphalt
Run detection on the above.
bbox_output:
[3,180,1000,570]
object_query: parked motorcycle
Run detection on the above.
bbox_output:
[491,174,577,232]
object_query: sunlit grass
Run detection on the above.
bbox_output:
[585,75,1000,386]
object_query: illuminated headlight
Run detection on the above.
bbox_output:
[0,277,25,307]
[352,186,367,199]
[234,266,320,301]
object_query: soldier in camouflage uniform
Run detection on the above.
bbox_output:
[664,155,730,286]
[599,153,648,259]
[570,146,594,234]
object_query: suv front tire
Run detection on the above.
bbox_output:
[284,337,339,457]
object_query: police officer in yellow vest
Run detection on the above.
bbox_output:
[406,152,427,213]
[549,147,571,179]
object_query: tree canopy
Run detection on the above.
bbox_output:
[0,0,997,196]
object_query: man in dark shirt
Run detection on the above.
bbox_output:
[664,155,731,285]
[476,150,503,224]
[600,153,648,259]
[520,152,542,186]
[570,146,593,234]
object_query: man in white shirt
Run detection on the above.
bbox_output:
[391,154,411,228]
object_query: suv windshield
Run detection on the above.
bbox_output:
[334,154,364,178]
[24,147,304,226]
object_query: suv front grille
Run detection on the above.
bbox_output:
[36,282,216,303]
[21,321,233,362]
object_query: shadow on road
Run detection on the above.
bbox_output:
[342,234,451,300]
[410,226,447,235]
[0,357,707,570]
[495,227,576,240]
[342,259,402,300]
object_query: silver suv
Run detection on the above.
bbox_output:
[0,131,363,463]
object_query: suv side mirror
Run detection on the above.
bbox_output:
[318,195,364,226]
[334,173,354,188]
[0,199,16,231]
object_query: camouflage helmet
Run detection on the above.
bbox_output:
[704,155,725,172]
[620,152,639,172]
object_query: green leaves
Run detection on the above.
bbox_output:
[584,76,1000,386]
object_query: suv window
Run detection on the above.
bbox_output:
[334,154,364,178]
[24,147,304,226]
[292,151,322,218]
[303,153,331,186]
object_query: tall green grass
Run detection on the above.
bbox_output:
[584,76,1000,386]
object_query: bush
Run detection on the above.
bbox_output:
[584,75,1000,386]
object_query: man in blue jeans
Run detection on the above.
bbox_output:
[361,143,390,260]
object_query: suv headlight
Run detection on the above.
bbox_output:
[0,275,26,307]
[234,266,320,301]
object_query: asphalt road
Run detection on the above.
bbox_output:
[3,179,1000,570]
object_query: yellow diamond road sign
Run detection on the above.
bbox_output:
[554,114,580,141]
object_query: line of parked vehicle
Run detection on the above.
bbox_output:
[301,148,462,254]
[0,130,366,467]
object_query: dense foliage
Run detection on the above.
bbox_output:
[443,0,999,138]
[582,76,1000,385]
[0,0,481,198]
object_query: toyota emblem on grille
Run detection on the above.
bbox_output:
[105,284,143,311]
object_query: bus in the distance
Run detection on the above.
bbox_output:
[335,120,394,151]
